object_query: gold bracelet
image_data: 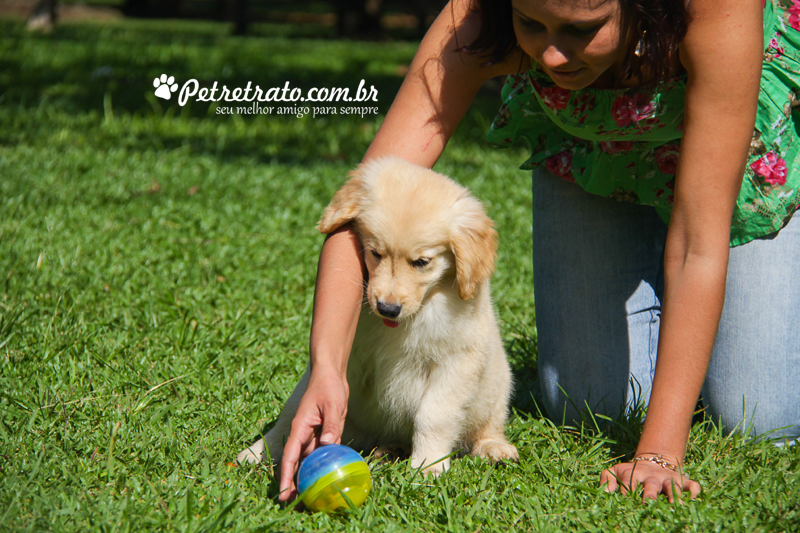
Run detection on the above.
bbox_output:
[632,454,679,472]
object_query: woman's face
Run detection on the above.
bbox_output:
[511,0,628,89]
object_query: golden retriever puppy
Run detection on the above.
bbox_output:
[237,156,518,475]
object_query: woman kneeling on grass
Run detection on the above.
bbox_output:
[277,0,800,502]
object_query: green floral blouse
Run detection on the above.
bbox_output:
[488,0,800,246]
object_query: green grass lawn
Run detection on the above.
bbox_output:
[1,16,798,533]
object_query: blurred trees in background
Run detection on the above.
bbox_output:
[22,0,447,37]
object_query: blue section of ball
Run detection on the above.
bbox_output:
[297,444,364,494]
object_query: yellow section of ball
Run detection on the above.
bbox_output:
[299,461,372,512]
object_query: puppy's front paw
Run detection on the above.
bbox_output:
[372,443,411,462]
[410,455,450,477]
[236,439,266,465]
[472,439,519,463]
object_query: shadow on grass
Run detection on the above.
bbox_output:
[503,330,651,459]
[533,386,711,464]
[505,332,545,420]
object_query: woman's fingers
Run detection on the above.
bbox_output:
[600,468,619,493]
[661,477,678,503]
[277,404,323,501]
[660,474,702,504]
[640,476,661,502]
[599,461,701,503]
[277,373,350,503]
[278,428,310,502]
[687,478,702,499]
[319,396,346,446]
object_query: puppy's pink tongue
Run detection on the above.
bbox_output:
[382,318,400,328]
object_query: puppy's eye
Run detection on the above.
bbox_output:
[370,249,382,260]
[412,257,430,268]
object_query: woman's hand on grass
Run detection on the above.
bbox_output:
[601,458,701,503]
[278,370,349,502]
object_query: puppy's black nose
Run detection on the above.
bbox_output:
[377,301,402,319]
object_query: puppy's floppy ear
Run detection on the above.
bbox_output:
[450,198,498,300]
[317,173,366,234]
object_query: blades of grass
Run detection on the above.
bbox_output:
[464,492,487,524]
[248,512,296,533]
[185,486,195,531]
[107,421,121,483]
[195,493,239,533]
[132,373,192,416]
[478,466,493,492]
[384,493,410,525]
[0,390,31,412]
[439,484,453,526]
[0,447,45,525]
[104,92,114,122]
[519,496,541,531]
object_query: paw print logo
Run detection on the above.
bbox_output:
[153,74,178,100]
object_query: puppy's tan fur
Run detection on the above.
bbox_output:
[237,157,518,475]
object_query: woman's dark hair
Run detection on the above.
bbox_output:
[465,0,690,85]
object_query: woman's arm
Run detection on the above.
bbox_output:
[363,2,522,164]
[277,0,523,502]
[601,0,763,502]
[276,225,362,501]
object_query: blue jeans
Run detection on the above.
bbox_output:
[531,169,800,441]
